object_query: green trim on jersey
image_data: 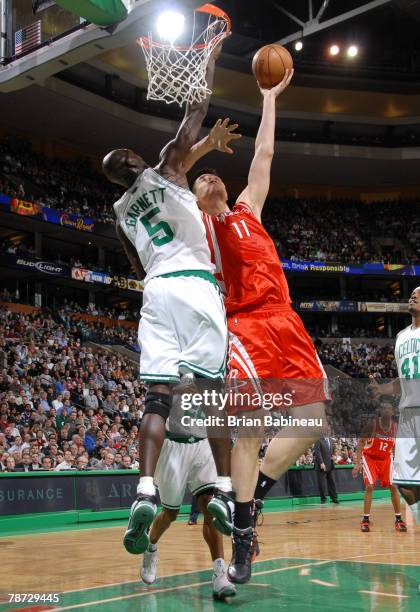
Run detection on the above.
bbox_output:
[161,502,181,510]
[165,432,204,444]
[157,269,219,289]
[140,373,180,383]
[179,359,226,380]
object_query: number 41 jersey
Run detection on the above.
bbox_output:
[394,324,420,409]
[113,168,213,282]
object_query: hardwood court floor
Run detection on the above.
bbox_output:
[0,500,418,611]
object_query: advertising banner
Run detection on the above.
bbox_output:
[112,276,143,293]
[296,301,358,312]
[0,467,363,515]
[126,278,144,292]
[0,193,11,207]
[358,302,409,313]
[0,193,111,234]
[282,259,420,276]
[1,253,70,277]
[10,197,43,218]
[71,267,92,282]
[90,270,112,285]
[0,476,73,515]
[42,207,96,233]
[70,267,143,292]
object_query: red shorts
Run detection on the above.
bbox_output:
[226,305,329,413]
[362,453,393,487]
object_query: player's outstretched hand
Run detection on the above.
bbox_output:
[209,118,241,154]
[259,68,294,98]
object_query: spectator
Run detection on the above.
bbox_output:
[8,435,25,455]
[15,453,35,472]
[41,456,53,471]
[85,388,99,410]
[76,456,89,470]
[52,393,64,413]
[120,455,133,469]
[97,452,116,470]
[4,456,16,472]
[54,450,74,471]
[313,437,339,504]
[336,448,352,465]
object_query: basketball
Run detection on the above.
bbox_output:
[252,44,293,89]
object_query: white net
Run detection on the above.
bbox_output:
[138,11,228,107]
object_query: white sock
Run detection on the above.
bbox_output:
[215,476,232,493]
[213,558,226,574]
[137,476,155,496]
[148,542,157,552]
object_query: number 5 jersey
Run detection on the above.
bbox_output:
[114,167,214,282]
[113,168,226,384]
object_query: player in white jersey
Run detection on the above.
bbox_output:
[140,396,236,600]
[370,286,420,522]
[102,38,232,555]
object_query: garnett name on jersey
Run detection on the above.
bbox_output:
[125,187,166,228]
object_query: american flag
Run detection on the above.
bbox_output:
[14,20,42,56]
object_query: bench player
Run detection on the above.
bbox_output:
[370,286,420,523]
[140,395,236,600]
[102,38,231,556]
[188,69,329,583]
[352,402,407,532]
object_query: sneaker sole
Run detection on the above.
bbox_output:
[207,500,233,536]
[213,585,237,600]
[124,503,156,555]
[140,573,157,585]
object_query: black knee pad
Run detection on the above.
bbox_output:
[144,392,171,421]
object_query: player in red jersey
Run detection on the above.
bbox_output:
[187,69,329,584]
[352,402,407,533]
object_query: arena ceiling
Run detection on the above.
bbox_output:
[1,0,420,187]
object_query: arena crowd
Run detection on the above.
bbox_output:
[0,304,396,473]
[1,137,419,265]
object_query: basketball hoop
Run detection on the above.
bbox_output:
[137,3,231,107]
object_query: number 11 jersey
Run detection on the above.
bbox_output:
[203,202,291,315]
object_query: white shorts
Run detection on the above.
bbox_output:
[392,407,420,487]
[139,273,227,383]
[154,437,217,509]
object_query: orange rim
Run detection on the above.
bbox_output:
[137,2,231,51]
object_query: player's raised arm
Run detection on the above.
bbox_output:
[182,118,241,173]
[157,36,228,185]
[237,69,293,221]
